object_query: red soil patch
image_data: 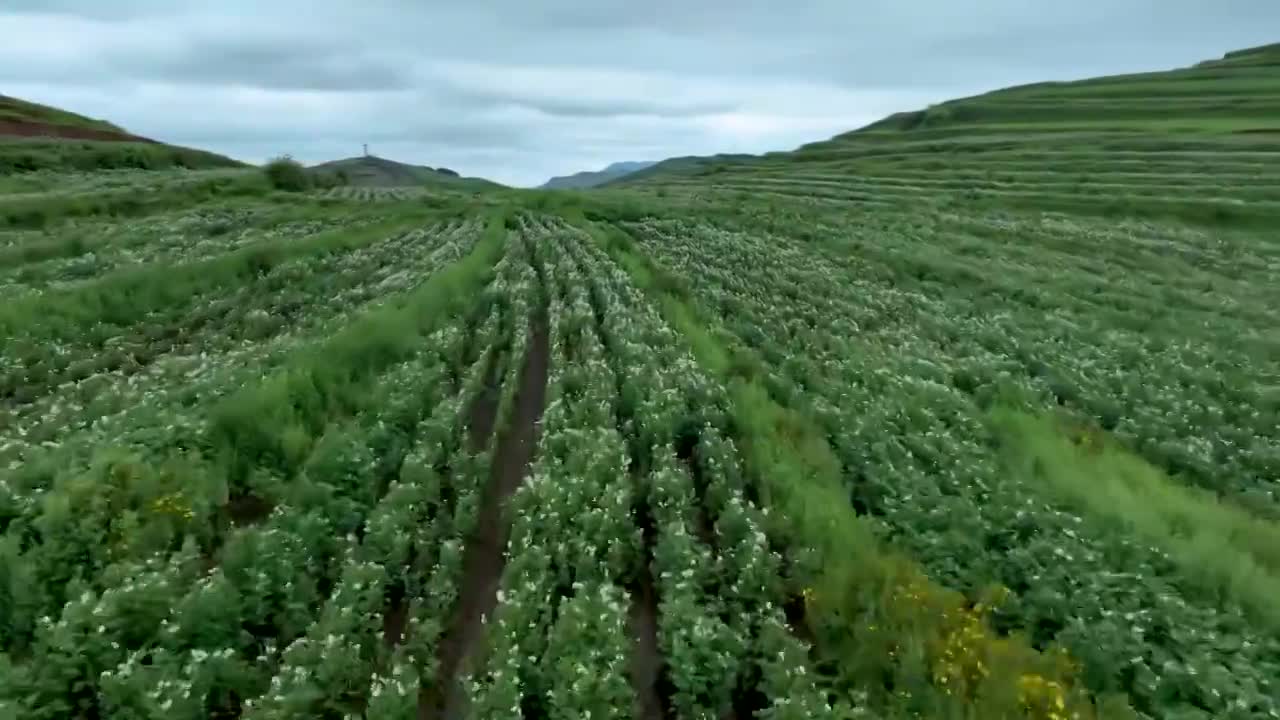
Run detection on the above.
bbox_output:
[0,119,157,144]
[420,311,550,720]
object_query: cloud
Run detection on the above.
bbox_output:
[2,1,1277,186]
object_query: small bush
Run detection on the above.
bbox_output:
[264,155,311,192]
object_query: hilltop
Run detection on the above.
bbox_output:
[313,155,503,191]
[1196,41,1280,68]
[541,160,655,189]
[0,94,242,173]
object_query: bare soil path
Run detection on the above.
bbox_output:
[419,309,550,720]
[628,486,671,720]
[465,350,503,453]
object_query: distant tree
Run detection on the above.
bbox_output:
[435,167,459,177]
[264,155,311,192]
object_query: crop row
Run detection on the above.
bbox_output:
[629,210,1278,504]
[1,218,478,414]
[622,217,1280,717]
[0,217,517,717]
[0,205,366,293]
[464,217,836,718]
[1,323,471,717]
[0,168,251,199]
[0,221,482,491]
[316,186,438,203]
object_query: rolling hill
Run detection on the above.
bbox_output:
[0,94,134,140]
[617,43,1280,223]
[540,160,655,189]
[313,155,503,191]
[0,94,243,173]
[600,153,758,186]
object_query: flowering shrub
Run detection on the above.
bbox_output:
[542,582,633,720]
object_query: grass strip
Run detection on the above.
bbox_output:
[992,409,1280,634]
[0,205,460,346]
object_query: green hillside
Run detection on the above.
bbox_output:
[0,94,243,174]
[601,152,758,186]
[620,45,1280,224]
[0,95,126,134]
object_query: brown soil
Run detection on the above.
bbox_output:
[382,587,410,648]
[0,119,156,143]
[225,492,274,527]
[420,311,550,720]
[728,683,769,720]
[783,593,816,645]
[674,429,718,549]
[628,468,672,720]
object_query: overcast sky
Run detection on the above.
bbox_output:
[3,2,1277,186]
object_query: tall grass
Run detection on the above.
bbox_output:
[209,209,509,485]
[0,202,347,268]
[991,409,1280,633]
[0,172,269,229]
[0,139,241,174]
[0,207,444,346]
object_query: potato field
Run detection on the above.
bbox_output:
[2,41,1280,720]
[1,176,1277,720]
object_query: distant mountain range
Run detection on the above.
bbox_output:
[600,154,759,187]
[540,161,656,189]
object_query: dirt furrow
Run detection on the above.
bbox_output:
[628,484,672,720]
[419,310,550,720]
[465,349,504,453]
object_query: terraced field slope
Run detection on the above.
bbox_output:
[619,43,1280,223]
[1,46,1278,720]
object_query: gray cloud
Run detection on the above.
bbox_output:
[127,39,416,92]
[2,1,1278,186]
